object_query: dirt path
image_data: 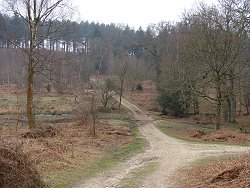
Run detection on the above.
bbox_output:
[73,98,250,188]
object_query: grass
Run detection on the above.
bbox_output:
[34,96,77,115]
[0,95,77,115]
[0,93,148,188]
[155,120,250,145]
[155,120,209,143]
[176,153,250,188]
[117,162,158,188]
[191,154,238,167]
[45,119,148,188]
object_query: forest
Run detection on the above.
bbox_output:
[0,0,249,129]
[0,1,249,128]
[0,0,250,187]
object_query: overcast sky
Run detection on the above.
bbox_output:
[72,0,217,29]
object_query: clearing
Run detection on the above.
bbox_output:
[74,98,250,188]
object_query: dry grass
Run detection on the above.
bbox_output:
[0,137,45,188]
[0,85,76,115]
[0,118,134,186]
[0,84,136,186]
[176,153,250,188]
[125,80,160,112]
[5,121,132,168]
[201,130,250,144]
[0,84,147,187]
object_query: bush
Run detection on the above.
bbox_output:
[22,125,58,139]
[158,90,191,117]
[0,137,45,188]
[46,84,52,92]
[136,83,143,91]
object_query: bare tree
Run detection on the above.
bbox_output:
[101,78,116,109]
[180,0,250,129]
[3,0,72,128]
[115,54,129,113]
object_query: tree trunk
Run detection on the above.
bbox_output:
[215,78,222,130]
[193,96,199,115]
[118,77,124,113]
[216,99,221,130]
[223,97,230,122]
[27,30,36,129]
[229,71,236,122]
[230,95,236,122]
[27,67,35,129]
[161,107,167,115]
[238,78,242,116]
[245,96,249,116]
[92,115,96,136]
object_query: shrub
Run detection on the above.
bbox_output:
[0,137,45,188]
[46,84,52,92]
[136,83,143,91]
[158,90,191,117]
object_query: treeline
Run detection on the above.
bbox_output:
[0,12,150,55]
[0,12,156,89]
[0,0,250,129]
[152,0,250,128]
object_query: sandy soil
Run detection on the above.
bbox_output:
[73,98,250,188]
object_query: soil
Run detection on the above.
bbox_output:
[73,98,250,188]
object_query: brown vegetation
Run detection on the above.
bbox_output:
[125,80,160,112]
[202,130,250,144]
[0,118,133,186]
[22,125,58,139]
[2,120,132,168]
[187,129,250,145]
[188,129,206,139]
[176,153,250,188]
[0,137,45,188]
[0,84,134,186]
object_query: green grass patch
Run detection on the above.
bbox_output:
[34,97,77,115]
[45,120,148,188]
[117,162,158,188]
[0,95,77,115]
[156,120,250,146]
[156,120,209,143]
[45,158,117,188]
[192,154,238,167]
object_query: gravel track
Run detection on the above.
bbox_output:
[73,98,250,188]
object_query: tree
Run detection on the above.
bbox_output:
[217,0,250,123]
[101,78,116,109]
[180,0,250,129]
[89,88,98,136]
[158,89,191,117]
[0,13,7,45]
[3,0,72,128]
[116,53,129,113]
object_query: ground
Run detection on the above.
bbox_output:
[74,97,250,188]
[1,83,250,188]
[127,80,250,144]
[176,153,250,188]
[0,84,143,187]
[125,80,160,112]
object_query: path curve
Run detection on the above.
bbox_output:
[73,98,250,188]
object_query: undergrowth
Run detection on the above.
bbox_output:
[46,120,148,188]
[156,120,250,145]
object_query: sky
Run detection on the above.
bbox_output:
[72,0,217,29]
